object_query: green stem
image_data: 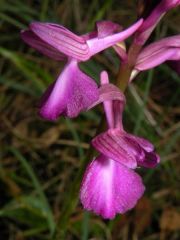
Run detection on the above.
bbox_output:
[117,63,132,92]
[117,43,142,93]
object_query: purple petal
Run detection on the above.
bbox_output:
[112,100,124,129]
[138,152,160,168]
[88,79,125,130]
[113,44,127,61]
[136,48,177,70]
[30,22,90,61]
[136,35,180,70]
[87,19,143,56]
[82,21,121,44]
[29,19,142,61]
[163,0,180,8]
[80,155,145,219]
[138,35,180,55]
[39,60,98,120]
[96,20,121,38]
[21,29,66,61]
[124,133,160,168]
[88,83,125,130]
[126,133,154,152]
[168,49,180,61]
[88,83,125,110]
[99,71,114,128]
[134,0,180,44]
[92,129,138,169]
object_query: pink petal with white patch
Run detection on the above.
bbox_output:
[80,155,145,219]
[39,59,98,120]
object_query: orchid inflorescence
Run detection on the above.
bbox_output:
[21,0,180,219]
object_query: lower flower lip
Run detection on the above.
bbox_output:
[80,155,145,219]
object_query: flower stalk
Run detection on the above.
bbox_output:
[117,42,142,92]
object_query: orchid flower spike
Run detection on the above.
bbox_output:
[134,0,180,45]
[21,19,143,121]
[80,71,160,219]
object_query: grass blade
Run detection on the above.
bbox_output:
[9,147,56,235]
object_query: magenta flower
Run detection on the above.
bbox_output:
[80,71,160,219]
[21,19,142,120]
[38,59,99,119]
[135,35,180,71]
[80,154,145,219]
[24,20,142,61]
[114,7,180,81]
[134,0,180,45]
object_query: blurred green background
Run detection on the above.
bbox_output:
[0,0,179,239]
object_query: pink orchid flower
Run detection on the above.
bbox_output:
[80,71,160,219]
[21,19,143,120]
[135,35,180,71]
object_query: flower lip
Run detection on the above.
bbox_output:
[80,154,145,219]
[80,70,160,219]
